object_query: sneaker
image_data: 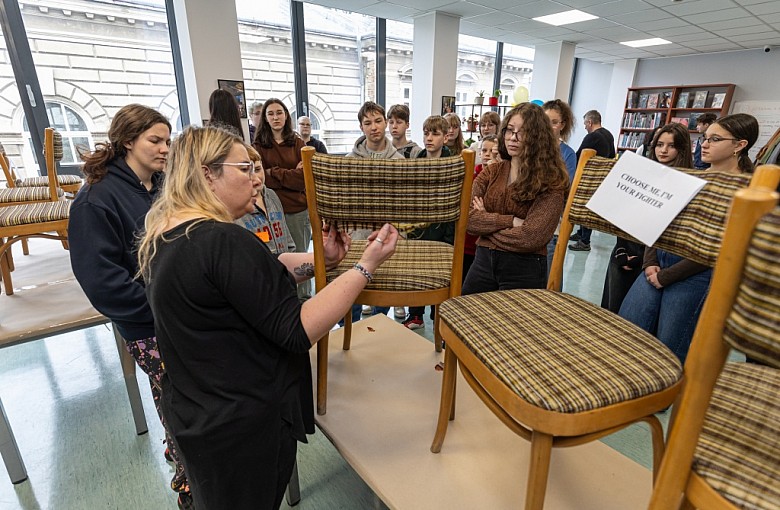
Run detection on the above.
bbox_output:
[403,315,425,330]
[569,232,581,242]
[177,491,195,510]
[429,306,436,321]
[568,240,591,252]
[361,304,373,315]
[164,447,173,463]
[394,306,406,319]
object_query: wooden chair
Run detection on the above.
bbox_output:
[302,145,474,415]
[0,128,70,295]
[0,144,81,195]
[649,187,780,509]
[1,151,65,206]
[430,147,780,510]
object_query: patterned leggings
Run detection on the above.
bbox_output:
[124,337,188,494]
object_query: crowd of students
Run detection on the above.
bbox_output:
[66,90,761,509]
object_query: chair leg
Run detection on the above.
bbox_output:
[112,324,148,435]
[434,309,442,352]
[0,249,13,296]
[0,396,27,484]
[316,334,329,415]
[430,347,458,453]
[56,230,68,250]
[524,431,554,510]
[342,311,352,350]
[21,238,29,256]
[680,496,695,510]
[285,459,301,506]
[642,415,665,483]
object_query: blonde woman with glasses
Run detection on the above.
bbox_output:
[137,125,397,509]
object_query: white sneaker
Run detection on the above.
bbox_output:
[362,304,373,315]
[394,307,406,319]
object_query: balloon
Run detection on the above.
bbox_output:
[531,99,544,106]
[513,86,529,104]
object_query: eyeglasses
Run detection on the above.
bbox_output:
[701,136,739,144]
[214,161,256,178]
[502,127,522,141]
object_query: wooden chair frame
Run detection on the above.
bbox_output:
[1,148,81,195]
[430,149,780,510]
[649,179,780,509]
[0,128,69,295]
[303,146,475,415]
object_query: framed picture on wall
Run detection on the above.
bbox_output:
[217,79,248,118]
[441,96,456,115]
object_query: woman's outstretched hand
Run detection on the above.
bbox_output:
[359,223,399,273]
[322,224,351,270]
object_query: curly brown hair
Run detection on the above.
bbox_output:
[498,103,568,201]
[542,99,575,142]
[80,104,171,185]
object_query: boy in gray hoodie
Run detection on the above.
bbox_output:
[347,101,405,160]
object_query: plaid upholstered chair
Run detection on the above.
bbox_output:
[649,187,780,510]
[0,128,70,295]
[1,151,65,206]
[302,145,474,415]
[430,147,780,510]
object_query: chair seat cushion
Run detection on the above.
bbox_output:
[0,187,63,203]
[20,175,82,187]
[327,239,453,291]
[439,289,682,414]
[693,362,780,510]
[0,200,70,227]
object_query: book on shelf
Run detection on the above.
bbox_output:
[638,94,649,109]
[692,90,708,108]
[622,112,666,129]
[647,94,659,109]
[627,91,639,109]
[659,92,671,108]
[676,92,690,108]
[671,116,690,127]
[689,112,703,127]
[711,93,726,109]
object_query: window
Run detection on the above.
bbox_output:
[501,43,535,106]
[457,34,497,114]
[23,103,94,165]
[386,20,414,109]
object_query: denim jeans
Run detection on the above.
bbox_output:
[577,226,592,244]
[462,246,547,295]
[618,249,712,365]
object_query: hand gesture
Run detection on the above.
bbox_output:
[322,224,351,270]
[472,196,485,211]
[358,223,399,273]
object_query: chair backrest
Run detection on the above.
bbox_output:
[43,128,63,201]
[303,147,474,231]
[0,150,16,188]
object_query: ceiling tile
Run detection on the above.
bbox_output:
[462,11,527,26]
[762,12,780,23]
[555,0,609,8]
[717,24,768,36]
[662,0,738,16]
[506,1,575,18]
[607,9,674,24]
[568,18,624,30]
[468,0,539,9]
[437,2,493,18]
[587,26,648,41]
[638,18,690,31]
[733,0,778,5]
[745,2,780,14]
[651,25,704,37]
[583,0,654,17]
[685,8,754,24]
[304,0,382,10]
[727,31,780,42]
[362,2,422,18]
[386,0,452,8]
[501,19,548,31]
[697,18,766,30]
[521,27,578,38]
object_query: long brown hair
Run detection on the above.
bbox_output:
[649,123,693,168]
[208,88,243,140]
[542,99,575,142]
[80,104,171,184]
[444,113,464,156]
[254,98,296,148]
[498,103,568,201]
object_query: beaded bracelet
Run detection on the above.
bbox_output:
[353,263,373,283]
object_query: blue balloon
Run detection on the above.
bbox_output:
[530,99,544,106]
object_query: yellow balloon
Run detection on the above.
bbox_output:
[513,86,529,104]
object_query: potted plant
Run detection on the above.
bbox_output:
[488,89,501,106]
[464,137,476,148]
[466,115,478,132]
[474,91,485,105]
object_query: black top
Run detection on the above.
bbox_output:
[69,158,163,340]
[146,220,314,444]
[577,127,616,159]
[305,137,328,154]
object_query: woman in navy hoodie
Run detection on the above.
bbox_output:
[68,104,191,509]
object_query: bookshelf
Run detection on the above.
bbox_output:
[620,83,736,152]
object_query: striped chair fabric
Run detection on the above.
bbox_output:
[686,208,780,510]
[326,239,453,291]
[309,153,465,231]
[0,187,63,203]
[19,175,82,188]
[0,201,71,228]
[439,289,682,414]
[569,156,752,267]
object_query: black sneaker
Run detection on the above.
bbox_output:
[568,240,591,252]
[569,232,581,242]
[177,491,195,510]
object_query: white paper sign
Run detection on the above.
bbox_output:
[586,150,707,246]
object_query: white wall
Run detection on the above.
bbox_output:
[568,58,613,151]
[633,48,780,104]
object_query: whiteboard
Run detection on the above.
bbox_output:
[732,101,780,160]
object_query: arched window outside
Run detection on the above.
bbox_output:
[23,102,93,166]
[289,108,324,140]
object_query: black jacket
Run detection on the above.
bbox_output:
[69,158,163,341]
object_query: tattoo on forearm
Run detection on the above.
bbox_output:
[294,262,315,278]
